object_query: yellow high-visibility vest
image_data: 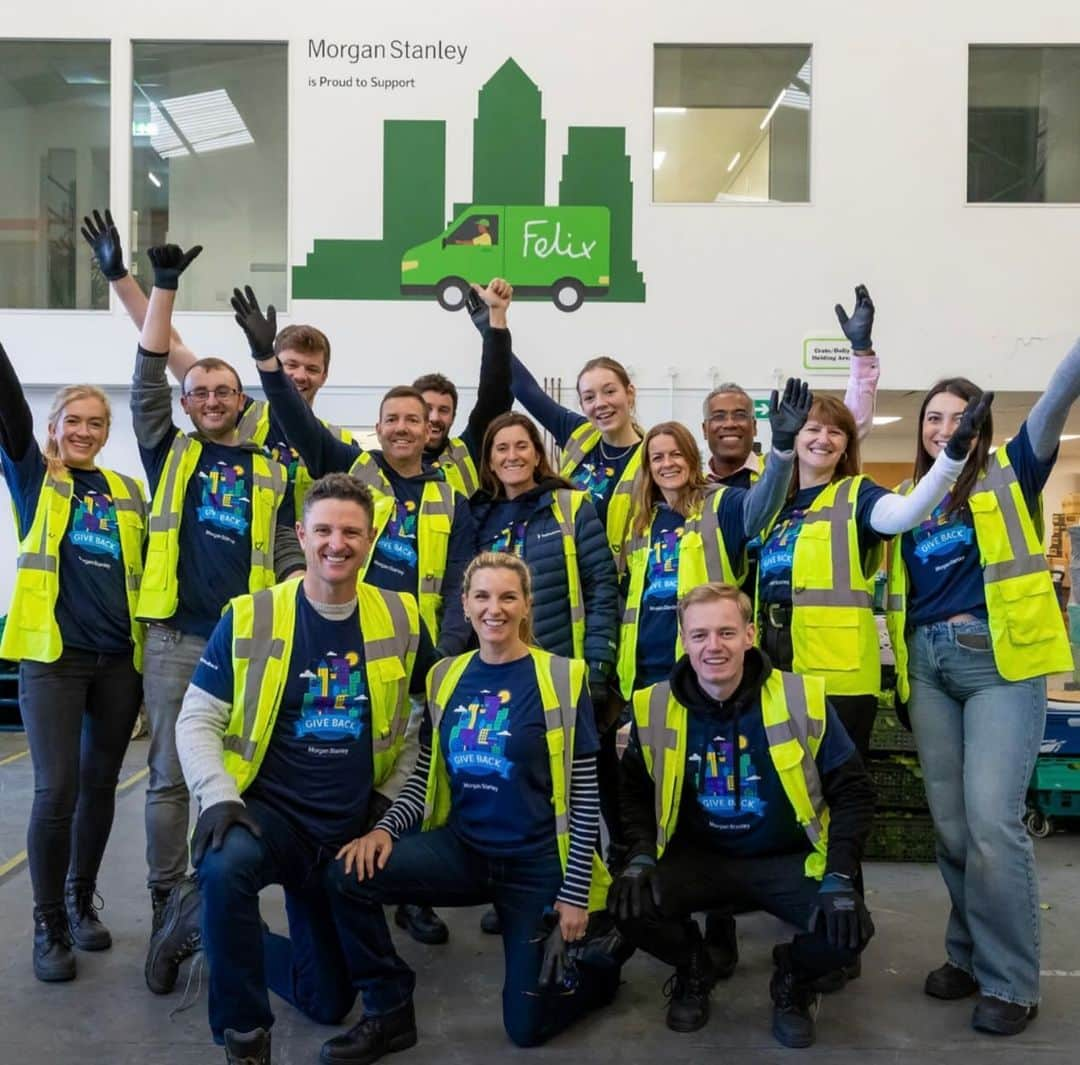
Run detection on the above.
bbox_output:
[430,437,479,499]
[886,450,1072,702]
[633,669,830,879]
[221,577,419,795]
[422,647,612,912]
[616,487,742,698]
[558,423,641,565]
[137,435,286,622]
[236,398,353,515]
[1,467,147,670]
[349,451,459,642]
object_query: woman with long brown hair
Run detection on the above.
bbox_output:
[0,339,146,983]
[884,341,1080,1035]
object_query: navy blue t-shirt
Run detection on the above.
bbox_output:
[903,423,1054,626]
[475,496,534,557]
[758,479,890,605]
[365,467,424,598]
[568,442,639,529]
[2,445,133,655]
[677,701,854,858]
[261,403,303,497]
[425,654,599,857]
[193,585,437,846]
[635,495,752,689]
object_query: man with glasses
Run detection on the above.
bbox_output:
[129,243,304,998]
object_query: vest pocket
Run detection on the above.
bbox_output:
[794,605,861,672]
[996,578,1059,647]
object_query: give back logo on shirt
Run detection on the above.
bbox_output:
[491,519,528,558]
[296,650,368,742]
[691,732,767,822]
[759,509,807,581]
[69,490,121,560]
[447,689,513,778]
[269,438,301,485]
[910,494,973,568]
[375,499,419,567]
[644,523,684,601]
[197,462,251,535]
[571,460,614,506]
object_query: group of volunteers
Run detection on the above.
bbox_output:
[0,206,1075,1065]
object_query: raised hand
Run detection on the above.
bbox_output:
[81,208,127,281]
[146,243,203,291]
[769,377,813,453]
[473,277,513,311]
[230,285,277,360]
[945,390,994,460]
[835,284,875,352]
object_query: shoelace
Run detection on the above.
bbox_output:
[71,888,105,923]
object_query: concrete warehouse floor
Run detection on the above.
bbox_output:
[1,732,1078,1065]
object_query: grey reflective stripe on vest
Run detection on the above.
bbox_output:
[370,591,414,755]
[236,402,265,443]
[887,594,904,612]
[641,682,679,848]
[981,461,1051,583]
[149,435,193,533]
[547,656,576,837]
[112,472,147,520]
[349,454,388,492]
[444,438,478,495]
[552,491,586,630]
[793,483,872,609]
[229,588,287,762]
[763,673,826,842]
[690,489,728,582]
[887,479,913,616]
[418,482,456,600]
[250,461,286,573]
[423,656,460,820]
[561,427,593,470]
[620,525,651,627]
[16,475,73,574]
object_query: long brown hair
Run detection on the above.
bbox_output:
[44,385,111,477]
[479,412,571,499]
[631,422,709,536]
[913,378,992,516]
[461,551,535,645]
[788,395,861,497]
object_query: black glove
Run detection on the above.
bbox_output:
[536,912,573,991]
[191,800,262,867]
[945,391,994,461]
[466,287,491,335]
[835,284,874,352]
[80,208,127,281]
[768,377,813,453]
[607,855,660,921]
[231,285,278,360]
[146,243,203,291]
[808,873,875,950]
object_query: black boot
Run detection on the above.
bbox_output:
[479,907,501,935]
[65,880,112,951]
[32,905,76,982]
[150,887,170,935]
[393,904,449,945]
[663,944,715,1033]
[704,911,739,979]
[320,999,418,1064]
[224,1027,271,1064]
[770,945,821,1048]
[145,877,202,994]
[971,994,1038,1036]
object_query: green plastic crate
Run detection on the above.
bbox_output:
[870,756,928,810]
[865,812,937,862]
[869,708,917,754]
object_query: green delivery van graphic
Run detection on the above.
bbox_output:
[400,205,611,313]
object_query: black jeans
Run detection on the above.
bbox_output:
[20,648,142,908]
[616,845,863,983]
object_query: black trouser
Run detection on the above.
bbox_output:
[20,648,142,908]
[616,845,863,984]
[594,683,629,863]
[760,613,878,761]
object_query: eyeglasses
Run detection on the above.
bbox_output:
[706,409,752,424]
[184,387,241,403]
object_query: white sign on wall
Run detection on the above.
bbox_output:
[802,338,852,374]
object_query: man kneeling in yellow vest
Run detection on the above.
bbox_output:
[609,582,876,1049]
[175,474,438,1065]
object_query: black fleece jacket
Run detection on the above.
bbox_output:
[618,649,875,878]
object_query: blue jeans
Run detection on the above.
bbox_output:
[329,827,619,1048]
[908,619,1045,1006]
[196,798,414,1044]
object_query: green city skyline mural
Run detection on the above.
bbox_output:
[293,58,646,312]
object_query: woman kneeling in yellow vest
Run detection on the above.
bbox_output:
[332,552,623,1049]
[884,342,1080,1036]
[0,341,146,983]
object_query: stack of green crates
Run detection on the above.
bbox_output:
[864,690,937,862]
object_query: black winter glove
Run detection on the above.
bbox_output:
[808,873,875,950]
[231,285,278,360]
[80,208,127,281]
[607,854,660,921]
[768,377,813,453]
[944,391,994,461]
[835,284,875,352]
[146,243,203,291]
[191,800,262,867]
[535,911,576,991]
[466,287,491,335]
